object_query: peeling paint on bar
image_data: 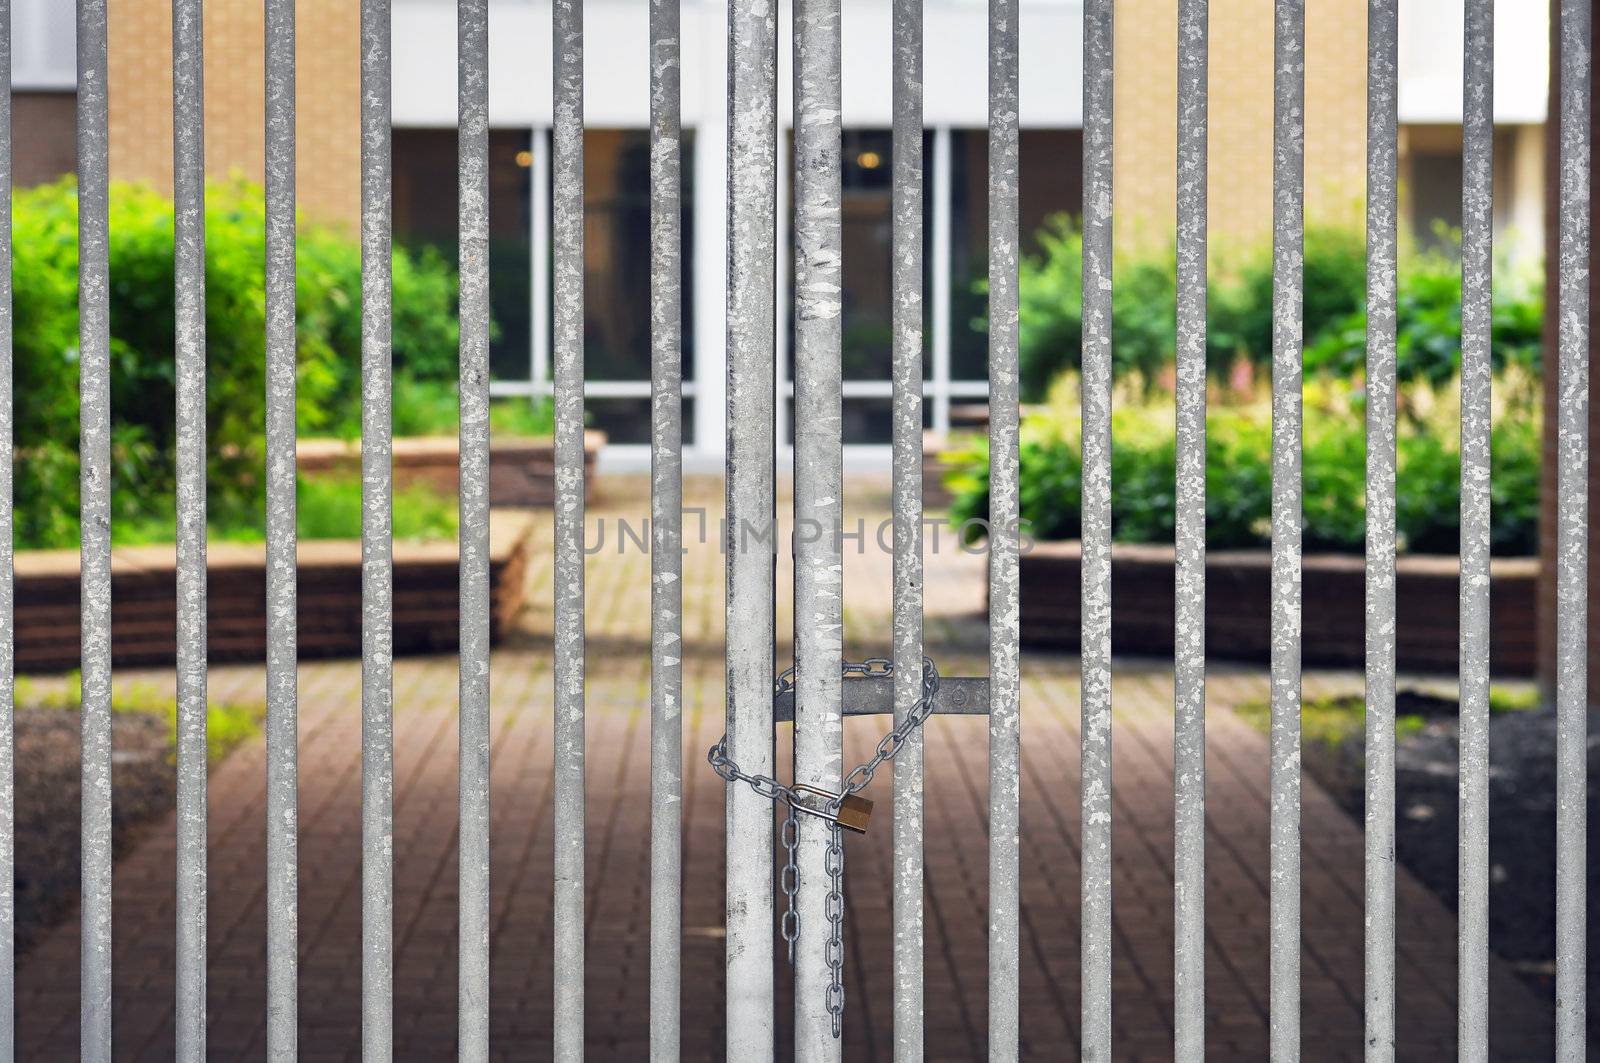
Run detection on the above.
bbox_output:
[359,0,395,1058]
[456,0,492,1058]
[1457,2,1493,1059]
[1269,2,1304,1058]
[792,0,844,1053]
[263,0,299,1055]
[1554,0,1591,1057]
[648,0,683,1056]
[552,0,587,1056]
[173,0,208,1056]
[989,0,1022,1056]
[724,0,778,1054]
[889,0,926,1054]
[1363,3,1397,1059]
[1079,0,1112,1057]
[1172,1,1206,1057]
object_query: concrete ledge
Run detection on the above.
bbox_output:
[14,510,536,673]
[298,431,605,508]
[1018,540,1539,675]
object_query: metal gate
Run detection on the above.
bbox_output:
[0,0,1590,1059]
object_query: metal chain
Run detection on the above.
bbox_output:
[706,656,941,1039]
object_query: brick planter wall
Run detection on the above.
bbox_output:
[13,510,536,673]
[1019,540,1539,675]
[298,432,605,508]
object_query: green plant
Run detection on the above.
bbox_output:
[10,177,462,550]
[1009,218,1381,402]
[1304,245,1544,388]
[320,375,556,440]
[17,673,263,765]
[947,373,1542,556]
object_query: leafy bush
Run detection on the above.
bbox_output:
[1009,218,1543,405]
[12,177,461,549]
[318,374,555,441]
[947,373,1541,556]
[1012,217,1370,401]
[1304,247,1543,386]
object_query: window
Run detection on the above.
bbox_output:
[13,0,75,91]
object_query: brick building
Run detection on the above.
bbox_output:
[10,0,1550,458]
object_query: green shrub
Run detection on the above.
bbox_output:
[1009,219,1544,405]
[113,475,460,546]
[947,374,1541,556]
[12,176,460,549]
[319,374,555,441]
[1304,247,1544,387]
[1011,217,1371,401]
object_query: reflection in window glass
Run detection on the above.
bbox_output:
[947,128,1084,383]
[394,128,696,444]
[394,128,536,382]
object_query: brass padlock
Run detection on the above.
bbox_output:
[833,794,873,835]
[792,784,873,835]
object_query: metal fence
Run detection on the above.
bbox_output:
[0,0,1589,1059]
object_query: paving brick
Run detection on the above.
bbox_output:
[11,475,1557,1058]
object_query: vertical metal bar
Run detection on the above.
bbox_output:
[1268,2,1304,1058]
[988,0,1022,1056]
[532,126,552,392]
[360,0,395,1058]
[1362,3,1397,1059]
[1554,0,1591,1056]
[76,0,113,1056]
[1457,2,1494,1058]
[792,0,843,1051]
[1172,1,1206,1058]
[263,0,299,1055]
[889,0,925,1055]
[552,0,586,1057]
[647,0,683,1054]
[775,127,792,458]
[724,0,778,1052]
[1079,0,1113,1057]
[457,0,492,1057]
[0,2,12,1055]
[173,0,208,1057]
[930,126,952,437]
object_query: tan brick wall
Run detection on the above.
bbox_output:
[1115,0,1368,257]
[107,0,360,227]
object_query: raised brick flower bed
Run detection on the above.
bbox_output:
[298,431,605,508]
[12,509,537,673]
[1017,540,1539,675]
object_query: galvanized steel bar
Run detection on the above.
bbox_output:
[1555,0,1591,1056]
[456,0,492,1058]
[76,2,114,1057]
[173,0,208,1056]
[1362,3,1397,1058]
[1457,2,1494,1058]
[360,0,395,1057]
[648,0,682,1056]
[1172,1,1206,1057]
[724,0,778,1053]
[76,2,120,1053]
[1079,0,1113,1057]
[0,4,12,1055]
[1268,2,1304,1057]
[792,0,844,1051]
[889,0,926,1054]
[263,0,299,1055]
[989,0,1023,1056]
[552,0,587,1056]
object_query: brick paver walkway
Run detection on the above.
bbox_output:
[14,476,1553,1059]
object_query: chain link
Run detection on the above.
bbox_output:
[706,656,940,1040]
